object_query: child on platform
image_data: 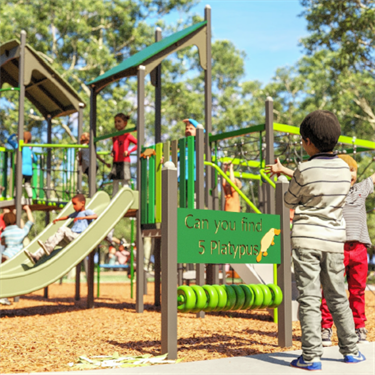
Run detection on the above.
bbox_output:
[109,113,137,196]
[321,154,375,346]
[8,132,37,204]
[78,132,110,176]
[265,110,365,370]
[24,194,97,265]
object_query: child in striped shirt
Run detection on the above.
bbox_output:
[320,155,375,346]
[266,110,365,370]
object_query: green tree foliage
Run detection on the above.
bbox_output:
[0,0,200,145]
[300,0,375,76]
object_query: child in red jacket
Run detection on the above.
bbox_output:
[109,113,137,196]
[321,154,375,345]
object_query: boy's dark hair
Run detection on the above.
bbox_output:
[72,194,86,203]
[4,212,16,226]
[115,113,130,122]
[300,110,341,152]
[24,131,32,143]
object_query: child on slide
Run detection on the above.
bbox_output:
[24,194,97,265]
[320,154,375,346]
[266,110,365,370]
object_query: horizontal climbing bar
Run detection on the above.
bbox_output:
[209,124,265,143]
[0,87,20,92]
[216,156,261,168]
[20,143,88,149]
[232,171,261,180]
[94,126,136,143]
[204,161,261,214]
[274,123,375,150]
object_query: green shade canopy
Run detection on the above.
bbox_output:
[0,40,85,119]
[88,21,207,93]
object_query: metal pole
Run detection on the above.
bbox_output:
[276,177,293,347]
[89,88,97,197]
[46,115,52,200]
[265,97,275,215]
[196,125,205,318]
[87,250,95,308]
[136,65,145,313]
[155,28,162,144]
[204,5,212,210]
[208,157,219,284]
[43,211,50,299]
[87,89,97,308]
[16,30,26,226]
[161,161,178,359]
[77,103,84,193]
[154,237,161,306]
[75,262,81,301]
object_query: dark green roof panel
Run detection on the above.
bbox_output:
[88,21,207,86]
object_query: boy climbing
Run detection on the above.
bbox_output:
[24,194,97,265]
[266,110,365,370]
[222,163,242,213]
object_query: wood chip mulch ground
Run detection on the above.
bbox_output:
[0,283,374,373]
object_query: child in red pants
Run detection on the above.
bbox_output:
[321,154,375,345]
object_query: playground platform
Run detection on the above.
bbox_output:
[9,343,374,375]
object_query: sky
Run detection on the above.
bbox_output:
[165,0,309,84]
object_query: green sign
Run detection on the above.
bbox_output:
[177,208,281,264]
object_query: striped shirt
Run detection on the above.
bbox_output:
[1,221,34,258]
[284,153,351,253]
[344,177,374,247]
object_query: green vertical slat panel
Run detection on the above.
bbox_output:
[155,142,163,223]
[1,152,7,198]
[214,141,218,187]
[39,155,45,199]
[141,147,148,224]
[11,152,15,199]
[178,138,187,208]
[32,158,38,200]
[148,145,156,224]
[163,140,170,162]
[187,136,195,209]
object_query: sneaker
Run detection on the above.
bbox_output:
[37,240,50,256]
[321,328,332,347]
[344,351,366,363]
[0,298,11,305]
[290,356,322,371]
[24,250,37,265]
[356,328,369,344]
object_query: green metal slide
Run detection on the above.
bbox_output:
[0,187,138,298]
[0,194,100,274]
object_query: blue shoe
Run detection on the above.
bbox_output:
[344,352,366,363]
[290,356,322,371]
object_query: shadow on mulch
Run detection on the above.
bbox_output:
[107,332,286,357]
[0,297,161,318]
[1,294,275,322]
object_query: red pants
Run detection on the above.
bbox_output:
[321,242,368,329]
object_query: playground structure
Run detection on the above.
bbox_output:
[1,4,375,362]
[0,38,86,220]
